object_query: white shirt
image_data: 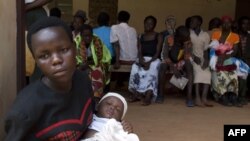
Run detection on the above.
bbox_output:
[190,30,210,60]
[110,23,138,61]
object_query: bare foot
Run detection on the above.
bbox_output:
[141,92,152,106]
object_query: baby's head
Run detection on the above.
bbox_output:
[96,92,128,121]
[27,17,76,84]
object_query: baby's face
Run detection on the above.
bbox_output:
[97,96,124,121]
[31,26,76,84]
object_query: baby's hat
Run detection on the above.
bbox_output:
[99,92,128,119]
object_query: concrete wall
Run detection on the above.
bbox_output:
[73,0,236,33]
[0,0,17,139]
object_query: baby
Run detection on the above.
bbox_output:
[82,92,140,141]
[209,40,250,79]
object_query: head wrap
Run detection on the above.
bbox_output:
[74,10,88,21]
[99,92,128,119]
[221,15,233,23]
[165,15,176,24]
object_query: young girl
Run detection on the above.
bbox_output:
[128,15,163,106]
[189,15,212,107]
[158,26,194,107]
[5,17,93,140]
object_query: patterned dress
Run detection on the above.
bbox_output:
[211,31,239,96]
[75,35,111,98]
[128,34,161,99]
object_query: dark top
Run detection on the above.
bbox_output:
[239,33,250,63]
[161,30,171,41]
[141,33,159,57]
[5,70,94,141]
[169,41,183,63]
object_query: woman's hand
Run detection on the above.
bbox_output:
[163,58,172,65]
[193,55,201,65]
[173,67,182,78]
[143,61,151,70]
[217,54,229,65]
[121,120,133,133]
[202,59,209,70]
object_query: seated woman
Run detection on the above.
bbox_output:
[157,26,194,107]
[82,92,140,141]
[76,24,111,100]
[128,15,163,106]
[210,16,242,107]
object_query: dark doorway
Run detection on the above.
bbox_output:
[235,0,250,20]
[16,0,26,93]
[89,0,118,26]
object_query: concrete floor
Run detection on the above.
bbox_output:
[116,90,250,141]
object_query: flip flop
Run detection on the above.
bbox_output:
[186,100,194,107]
[204,103,214,107]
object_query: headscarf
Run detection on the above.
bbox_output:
[221,15,233,23]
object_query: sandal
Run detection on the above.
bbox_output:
[155,96,164,104]
[186,100,194,107]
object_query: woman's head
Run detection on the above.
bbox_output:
[144,15,157,32]
[165,15,176,29]
[97,12,110,26]
[80,24,93,45]
[72,10,87,32]
[190,15,203,30]
[221,16,233,31]
[118,11,130,23]
[97,92,128,121]
[208,17,221,31]
[238,16,250,33]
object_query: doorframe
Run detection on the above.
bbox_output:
[16,0,26,93]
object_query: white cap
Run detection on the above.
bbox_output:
[99,92,128,119]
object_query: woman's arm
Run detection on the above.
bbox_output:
[138,36,144,66]
[112,41,121,69]
[25,0,52,11]
[202,49,210,69]
[162,36,173,64]
[151,33,163,62]
[82,129,98,139]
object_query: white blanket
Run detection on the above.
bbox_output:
[82,115,140,141]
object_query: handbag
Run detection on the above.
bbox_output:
[169,75,188,90]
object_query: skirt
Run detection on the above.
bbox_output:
[128,57,161,98]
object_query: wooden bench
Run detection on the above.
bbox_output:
[110,65,132,73]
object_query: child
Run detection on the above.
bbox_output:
[82,92,140,141]
[4,17,93,141]
[76,24,111,100]
[189,15,212,107]
[157,26,194,107]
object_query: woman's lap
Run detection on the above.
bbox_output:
[211,71,238,96]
